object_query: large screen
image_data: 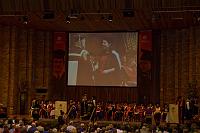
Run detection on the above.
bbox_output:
[68,32,138,87]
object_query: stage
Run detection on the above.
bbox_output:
[39,118,141,124]
[3,115,196,132]
[4,115,142,127]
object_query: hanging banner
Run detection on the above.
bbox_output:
[49,32,66,100]
[139,31,152,74]
[53,32,66,79]
[139,31,152,51]
[54,32,66,50]
[138,31,152,103]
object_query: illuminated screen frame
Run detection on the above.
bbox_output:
[67,32,138,87]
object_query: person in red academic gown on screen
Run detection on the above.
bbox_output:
[95,39,122,86]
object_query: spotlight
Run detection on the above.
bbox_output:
[108,15,113,22]
[22,16,28,24]
[65,16,70,24]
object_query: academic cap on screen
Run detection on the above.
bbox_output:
[72,34,87,42]
[53,49,65,59]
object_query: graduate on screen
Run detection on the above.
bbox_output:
[95,38,122,86]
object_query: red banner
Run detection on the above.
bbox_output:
[139,30,152,73]
[54,32,66,50]
[49,32,67,99]
[138,31,153,103]
[139,31,152,51]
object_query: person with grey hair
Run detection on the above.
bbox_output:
[66,121,77,133]
[28,122,38,133]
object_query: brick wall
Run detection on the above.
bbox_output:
[160,27,200,104]
[0,25,52,115]
[1,24,200,114]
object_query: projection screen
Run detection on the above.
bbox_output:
[68,32,138,87]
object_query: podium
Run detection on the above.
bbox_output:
[168,104,179,124]
[54,101,67,119]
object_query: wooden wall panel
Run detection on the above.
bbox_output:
[184,0,200,6]
[3,0,199,12]
[2,24,200,113]
[0,26,10,106]
[28,0,42,11]
[7,27,17,114]
[0,25,3,104]
[0,26,160,114]
[0,25,51,114]
[26,30,33,114]
[160,26,200,105]
[32,31,45,88]
[195,28,200,97]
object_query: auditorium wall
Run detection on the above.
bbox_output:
[160,27,200,105]
[0,10,200,116]
[0,25,161,115]
[0,25,52,114]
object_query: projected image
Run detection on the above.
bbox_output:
[68,32,138,87]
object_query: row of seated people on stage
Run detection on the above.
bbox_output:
[94,103,167,124]
[30,99,55,120]
[30,98,168,125]
[0,103,7,118]
[71,97,198,123]
[66,100,169,127]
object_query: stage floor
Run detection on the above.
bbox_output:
[5,115,142,126]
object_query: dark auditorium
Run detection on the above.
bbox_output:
[0,0,200,133]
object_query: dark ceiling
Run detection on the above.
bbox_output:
[0,0,200,31]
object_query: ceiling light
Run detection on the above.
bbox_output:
[108,15,113,22]
[65,16,70,24]
[22,16,28,24]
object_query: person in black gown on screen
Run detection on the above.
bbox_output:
[69,34,94,85]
